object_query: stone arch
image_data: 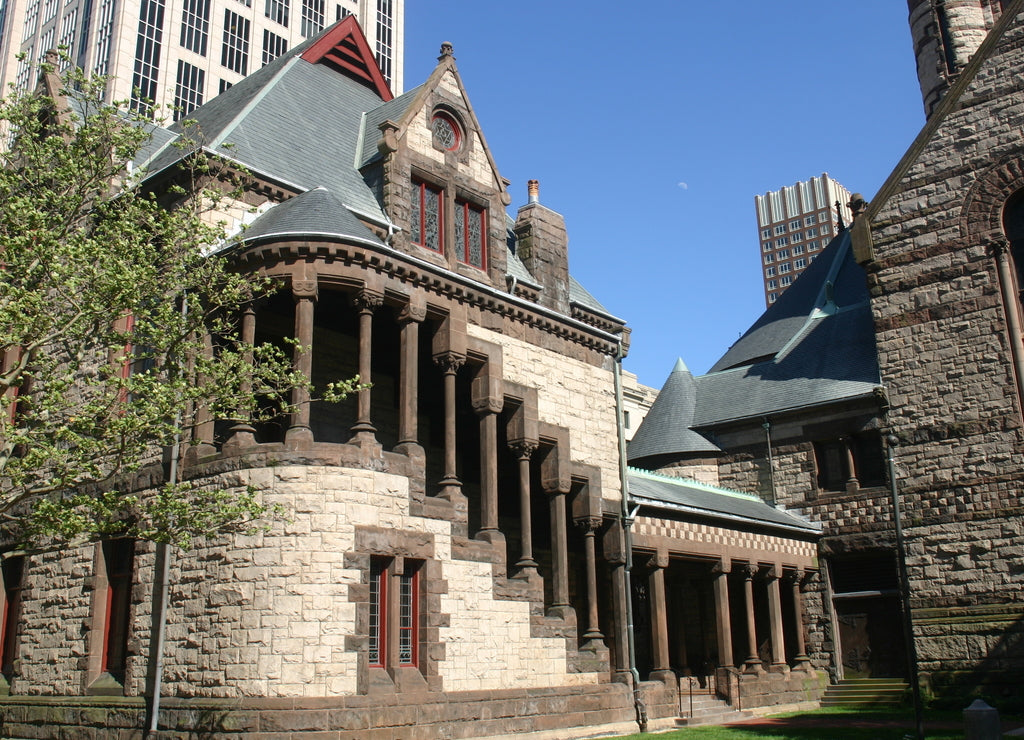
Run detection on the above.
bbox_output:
[960,155,1024,244]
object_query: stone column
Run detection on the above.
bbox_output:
[843,437,860,494]
[742,564,764,674]
[712,559,733,668]
[191,333,216,456]
[648,551,673,681]
[285,277,317,447]
[605,531,632,684]
[547,485,572,617]
[474,402,503,546]
[225,303,257,449]
[578,517,604,643]
[394,302,425,456]
[787,569,812,671]
[766,565,789,672]
[434,353,465,506]
[510,440,538,573]
[992,239,1024,415]
[349,289,382,445]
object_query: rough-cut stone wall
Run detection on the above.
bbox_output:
[11,465,602,702]
[468,324,621,503]
[865,9,1024,703]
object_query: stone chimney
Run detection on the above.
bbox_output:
[908,0,1003,117]
[514,180,570,314]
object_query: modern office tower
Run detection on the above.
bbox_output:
[0,0,402,116]
[754,173,852,306]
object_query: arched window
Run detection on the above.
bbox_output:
[1001,189,1024,294]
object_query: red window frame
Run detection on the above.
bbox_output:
[101,540,134,680]
[454,199,486,269]
[411,181,443,253]
[368,558,386,668]
[0,556,24,680]
[368,558,420,669]
[397,566,419,666]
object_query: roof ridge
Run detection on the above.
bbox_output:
[627,466,762,502]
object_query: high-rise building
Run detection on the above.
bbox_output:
[754,173,852,306]
[0,0,402,116]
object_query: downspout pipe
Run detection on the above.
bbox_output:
[762,418,777,505]
[614,339,647,733]
[145,296,187,736]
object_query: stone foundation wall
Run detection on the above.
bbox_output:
[0,683,640,740]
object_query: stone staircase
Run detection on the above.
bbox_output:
[674,692,754,727]
[820,678,909,707]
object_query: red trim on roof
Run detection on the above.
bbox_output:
[300,16,393,101]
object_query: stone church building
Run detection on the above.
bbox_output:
[0,1,1022,737]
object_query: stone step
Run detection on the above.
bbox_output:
[821,678,908,707]
[674,691,752,727]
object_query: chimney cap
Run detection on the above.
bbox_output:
[528,179,540,204]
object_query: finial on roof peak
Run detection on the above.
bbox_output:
[672,358,690,373]
[438,42,454,61]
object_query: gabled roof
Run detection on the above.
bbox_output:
[627,468,821,535]
[141,25,388,223]
[300,16,393,101]
[692,230,881,427]
[627,358,720,463]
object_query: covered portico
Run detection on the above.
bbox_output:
[625,469,825,708]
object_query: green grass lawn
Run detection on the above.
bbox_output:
[605,706,1019,740]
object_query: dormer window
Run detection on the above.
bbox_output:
[431,111,461,152]
[455,199,486,269]
[411,181,442,252]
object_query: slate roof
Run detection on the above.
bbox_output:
[692,230,881,427]
[142,37,387,222]
[235,187,385,246]
[629,229,881,455]
[627,358,720,463]
[130,23,616,323]
[627,468,821,535]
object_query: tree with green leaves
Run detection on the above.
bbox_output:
[0,61,351,548]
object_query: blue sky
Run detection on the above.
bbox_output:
[403,2,925,389]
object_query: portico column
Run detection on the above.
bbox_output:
[434,353,465,504]
[547,485,572,616]
[742,564,764,674]
[192,333,216,453]
[711,559,733,668]
[349,289,382,444]
[395,302,425,455]
[843,437,860,494]
[787,569,812,671]
[577,517,604,643]
[766,565,789,672]
[474,403,503,546]
[226,303,257,449]
[285,277,317,447]
[510,440,538,572]
[648,551,673,681]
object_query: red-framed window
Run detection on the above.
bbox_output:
[454,200,486,269]
[397,566,418,666]
[368,558,386,668]
[410,181,442,252]
[102,539,134,681]
[0,556,24,680]
[368,557,420,669]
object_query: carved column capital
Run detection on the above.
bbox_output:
[784,568,805,588]
[742,563,760,580]
[648,550,669,570]
[509,439,538,460]
[292,278,318,300]
[986,236,1011,258]
[353,289,384,313]
[575,516,603,533]
[434,352,466,374]
[711,559,731,577]
[398,301,427,324]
